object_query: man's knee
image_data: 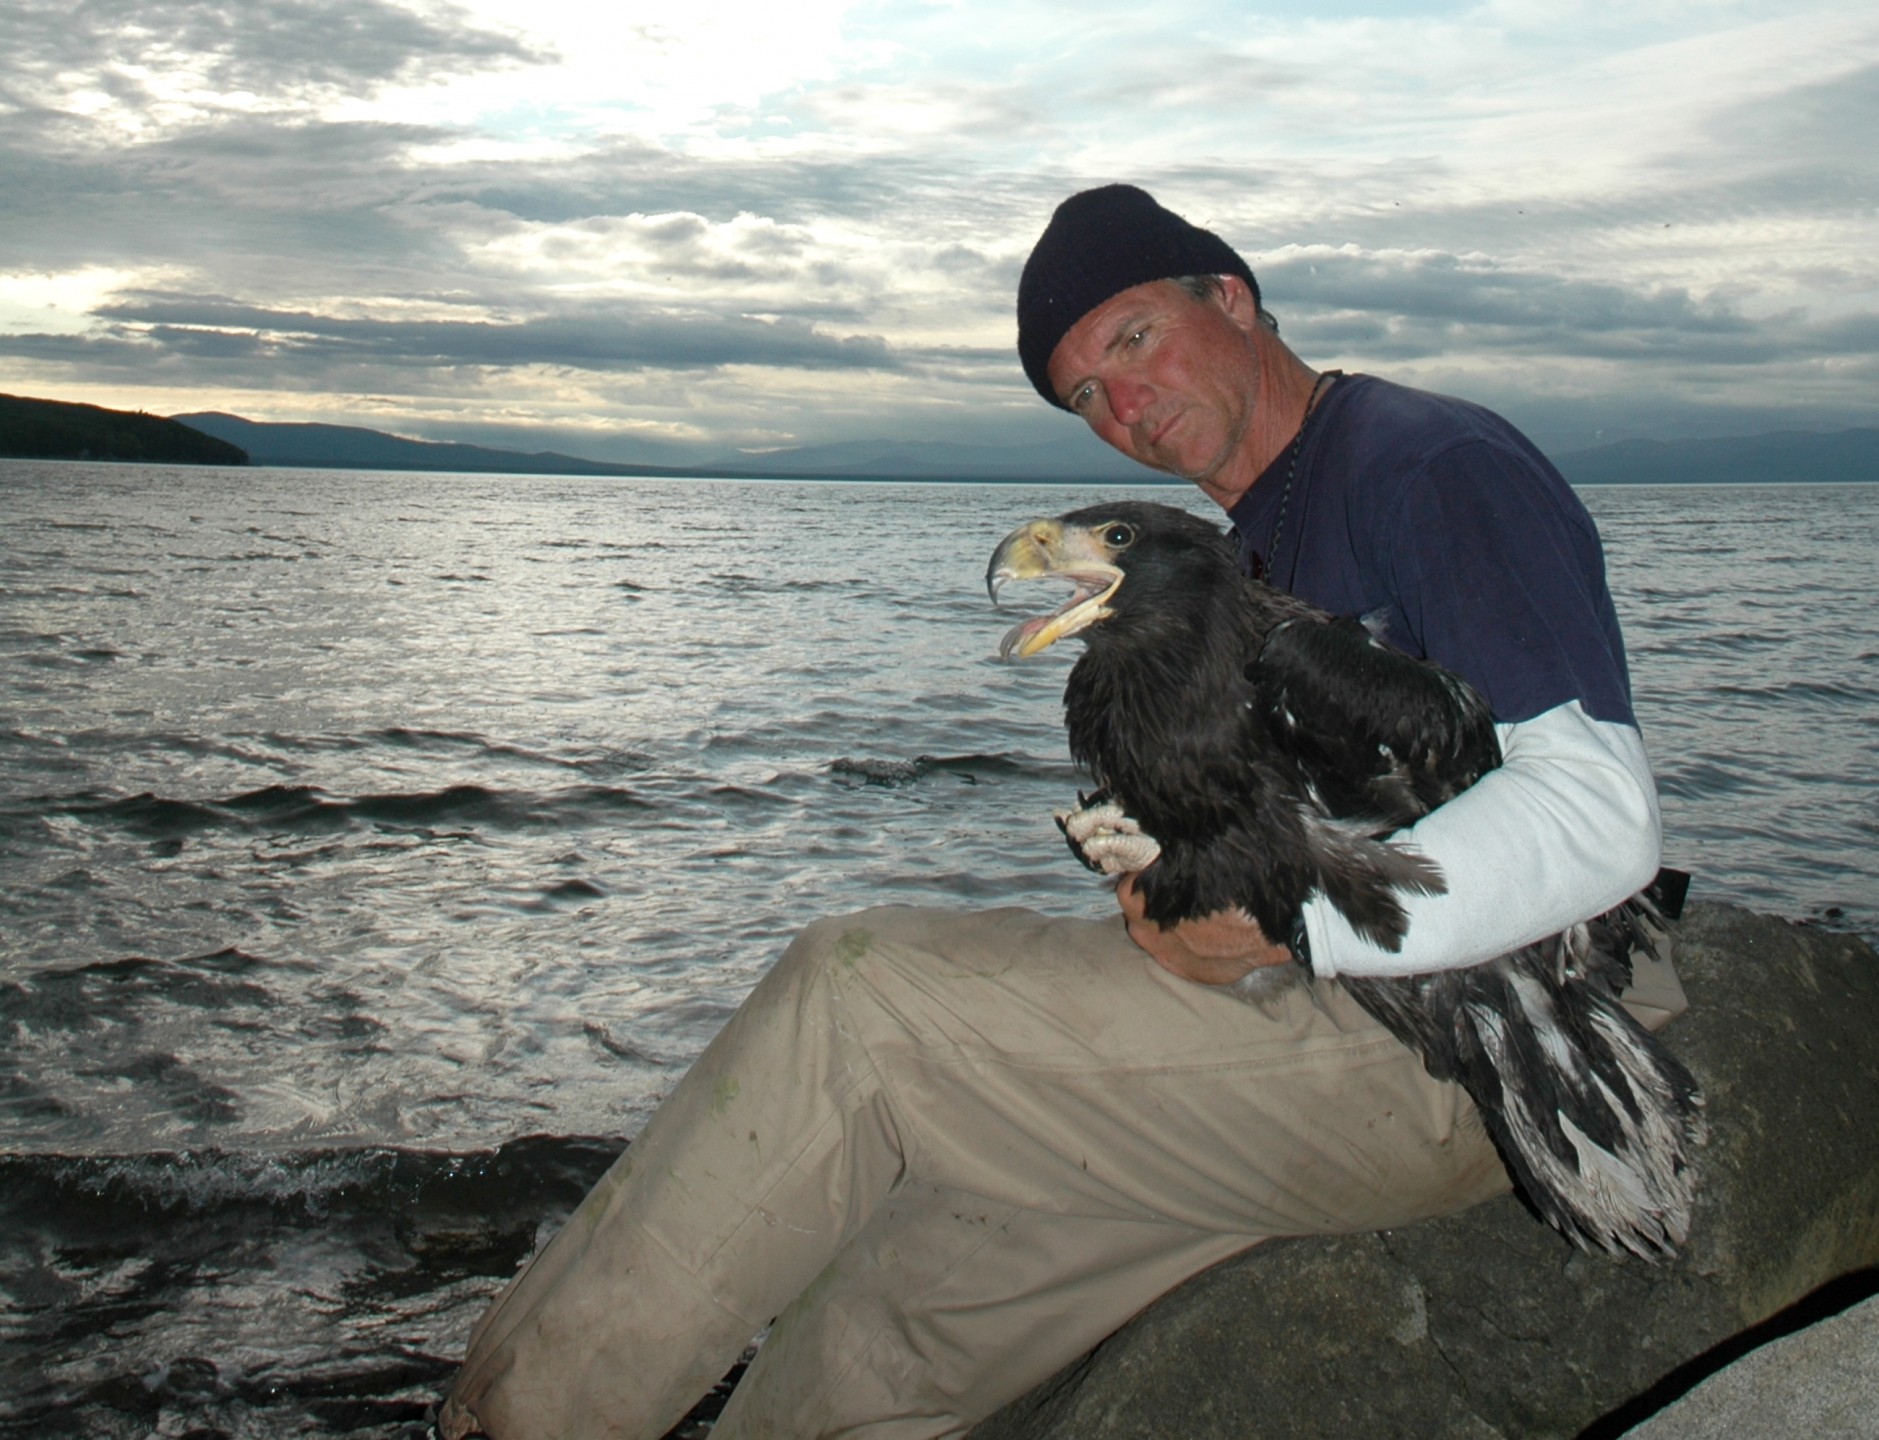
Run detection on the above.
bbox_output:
[768,906,1049,1059]
[761,908,950,1035]
[782,907,925,982]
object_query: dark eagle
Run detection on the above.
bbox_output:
[986,500,1704,1258]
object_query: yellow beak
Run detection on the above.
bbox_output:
[985,518,1125,659]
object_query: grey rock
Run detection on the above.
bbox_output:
[1620,1294,1879,1439]
[969,902,1879,1440]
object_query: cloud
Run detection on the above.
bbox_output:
[0,120,472,311]
[1267,246,1754,345]
[1,292,899,376]
[0,0,1874,459]
[1256,241,1879,453]
[1687,49,1878,170]
[1,0,546,124]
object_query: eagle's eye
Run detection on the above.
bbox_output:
[1101,522,1136,551]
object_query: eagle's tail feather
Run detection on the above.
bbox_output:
[1462,967,1705,1257]
[1301,815,1446,952]
[1347,919,1706,1258]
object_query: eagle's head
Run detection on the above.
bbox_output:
[986,501,1240,660]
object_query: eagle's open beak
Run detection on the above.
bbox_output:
[986,519,1124,660]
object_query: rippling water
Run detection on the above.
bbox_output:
[2,461,1874,1437]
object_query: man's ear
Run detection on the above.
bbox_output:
[1213,273,1262,334]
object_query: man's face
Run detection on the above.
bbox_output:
[1044,277,1262,489]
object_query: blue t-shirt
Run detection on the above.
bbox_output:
[1227,375,1635,727]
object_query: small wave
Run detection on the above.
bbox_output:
[348,782,513,824]
[347,781,659,829]
[218,782,352,825]
[708,571,866,595]
[1713,678,1878,705]
[1656,754,1772,799]
[0,726,71,751]
[247,727,657,777]
[53,780,659,838]
[828,752,1046,787]
[4,949,278,1031]
[372,724,490,750]
[539,876,606,902]
[705,781,792,804]
[0,1134,624,1222]
[66,791,228,836]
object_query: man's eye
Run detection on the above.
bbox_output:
[1125,329,1146,348]
[1102,523,1135,550]
[1071,384,1096,412]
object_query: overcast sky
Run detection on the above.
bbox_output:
[2,0,1874,465]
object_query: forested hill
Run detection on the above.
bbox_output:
[0,393,247,465]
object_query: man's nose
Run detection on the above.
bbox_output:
[1107,377,1152,424]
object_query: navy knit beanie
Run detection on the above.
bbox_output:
[1017,184,1260,409]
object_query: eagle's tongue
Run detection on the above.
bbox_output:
[997,615,1055,660]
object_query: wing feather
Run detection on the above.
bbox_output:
[1250,613,1501,829]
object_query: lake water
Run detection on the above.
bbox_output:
[2,462,1875,1437]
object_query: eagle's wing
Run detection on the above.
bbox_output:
[1250,613,1501,829]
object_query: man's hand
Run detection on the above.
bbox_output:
[1115,872,1295,984]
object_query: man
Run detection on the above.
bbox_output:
[440,184,1682,1440]
[1019,184,1664,985]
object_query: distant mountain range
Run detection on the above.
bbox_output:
[172,411,1879,488]
[170,411,1150,483]
[170,410,1879,486]
[172,411,690,478]
[3,392,1874,485]
[1555,429,1879,486]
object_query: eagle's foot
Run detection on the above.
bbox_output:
[1055,793,1163,875]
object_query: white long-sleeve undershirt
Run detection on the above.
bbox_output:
[1301,699,1662,979]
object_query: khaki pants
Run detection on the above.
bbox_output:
[441,905,1687,1440]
